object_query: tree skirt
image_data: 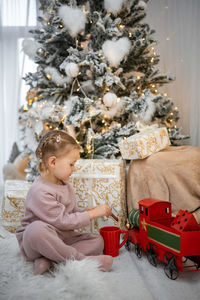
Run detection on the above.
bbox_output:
[0,228,200,300]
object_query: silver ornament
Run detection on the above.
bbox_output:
[36,47,45,57]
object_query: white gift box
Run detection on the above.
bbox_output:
[69,159,126,233]
[2,159,126,234]
[118,127,170,160]
[1,180,32,233]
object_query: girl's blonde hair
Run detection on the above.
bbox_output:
[35,130,81,173]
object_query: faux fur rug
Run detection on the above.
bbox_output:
[0,229,152,300]
[0,227,200,300]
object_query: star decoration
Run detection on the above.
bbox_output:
[141,218,148,231]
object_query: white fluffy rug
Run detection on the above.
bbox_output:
[0,226,200,300]
[0,229,152,300]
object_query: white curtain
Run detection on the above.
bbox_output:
[145,0,200,146]
[0,0,37,185]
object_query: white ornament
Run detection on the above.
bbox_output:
[138,1,147,10]
[58,5,86,37]
[65,62,79,78]
[22,38,40,61]
[103,92,118,108]
[104,0,126,14]
[102,37,131,67]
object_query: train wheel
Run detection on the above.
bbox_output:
[125,238,131,251]
[147,245,157,267]
[163,252,179,280]
[147,252,157,267]
[135,243,142,258]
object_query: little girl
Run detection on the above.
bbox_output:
[16,130,113,275]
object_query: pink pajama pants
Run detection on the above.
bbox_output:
[21,221,104,263]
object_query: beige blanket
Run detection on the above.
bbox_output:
[127,146,200,223]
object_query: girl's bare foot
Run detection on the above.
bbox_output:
[88,255,113,272]
[34,257,52,275]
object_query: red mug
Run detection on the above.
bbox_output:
[100,226,129,257]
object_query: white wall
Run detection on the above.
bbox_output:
[145,0,200,146]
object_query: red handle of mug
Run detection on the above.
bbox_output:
[119,229,129,249]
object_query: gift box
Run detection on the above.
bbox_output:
[2,160,126,234]
[1,180,32,233]
[70,159,126,233]
[118,126,170,160]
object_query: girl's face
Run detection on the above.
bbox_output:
[47,148,80,184]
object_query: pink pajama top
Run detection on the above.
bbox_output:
[16,176,90,253]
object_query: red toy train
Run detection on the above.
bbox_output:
[126,198,200,279]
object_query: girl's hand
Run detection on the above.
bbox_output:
[87,204,112,220]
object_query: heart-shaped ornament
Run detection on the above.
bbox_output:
[102,37,131,67]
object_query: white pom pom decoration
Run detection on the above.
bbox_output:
[58,5,86,37]
[103,92,118,108]
[22,38,40,61]
[65,62,79,78]
[104,0,126,14]
[138,1,148,10]
[102,37,131,67]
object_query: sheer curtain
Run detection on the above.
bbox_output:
[0,0,37,185]
[145,0,200,146]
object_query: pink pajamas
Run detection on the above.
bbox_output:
[22,220,103,262]
[16,176,104,263]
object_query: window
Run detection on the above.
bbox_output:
[165,207,169,214]
[1,0,37,106]
[18,38,37,106]
[2,0,37,26]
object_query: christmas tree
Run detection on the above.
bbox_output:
[19,0,186,181]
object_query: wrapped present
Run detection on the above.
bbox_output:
[1,180,32,233]
[118,126,170,160]
[1,160,126,234]
[69,159,126,233]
